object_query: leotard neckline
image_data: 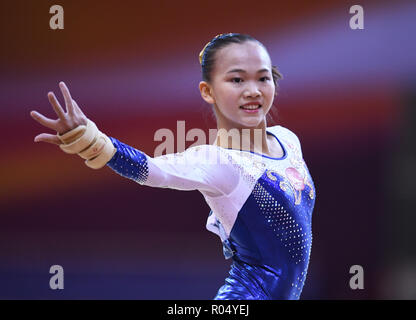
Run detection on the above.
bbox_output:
[220,129,288,160]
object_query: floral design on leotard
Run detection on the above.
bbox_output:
[266,140,315,205]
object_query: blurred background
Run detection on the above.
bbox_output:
[1,0,415,299]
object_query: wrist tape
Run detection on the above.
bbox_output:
[57,119,116,169]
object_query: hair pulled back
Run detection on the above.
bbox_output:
[200,33,283,94]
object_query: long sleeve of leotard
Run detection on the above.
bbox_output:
[106,136,238,197]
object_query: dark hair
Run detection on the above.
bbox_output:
[200,33,283,94]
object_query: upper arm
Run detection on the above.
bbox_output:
[107,138,238,197]
[146,145,238,196]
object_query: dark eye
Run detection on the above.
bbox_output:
[260,77,270,82]
[231,77,242,83]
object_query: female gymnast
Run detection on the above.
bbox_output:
[30,33,316,300]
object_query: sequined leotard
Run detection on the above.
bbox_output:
[106,125,316,300]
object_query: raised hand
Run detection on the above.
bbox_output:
[30,81,89,145]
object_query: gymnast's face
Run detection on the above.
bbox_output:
[199,41,275,129]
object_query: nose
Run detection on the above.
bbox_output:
[243,81,261,98]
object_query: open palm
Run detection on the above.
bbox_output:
[30,81,89,145]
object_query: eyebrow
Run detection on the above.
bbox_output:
[226,68,270,74]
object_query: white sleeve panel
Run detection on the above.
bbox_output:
[145,144,240,197]
[273,125,303,158]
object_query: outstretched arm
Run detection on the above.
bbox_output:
[106,137,237,197]
[30,81,238,197]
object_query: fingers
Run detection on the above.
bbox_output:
[30,110,58,131]
[47,92,65,119]
[59,81,75,116]
[33,133,61,145]
[72,99,87,119]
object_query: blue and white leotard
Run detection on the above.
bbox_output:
[106,125,316,300]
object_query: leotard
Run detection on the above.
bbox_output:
[106,125,316,299]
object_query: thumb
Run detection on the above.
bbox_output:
[34,133,61,145]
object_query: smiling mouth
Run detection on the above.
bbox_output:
[240,104,262,110]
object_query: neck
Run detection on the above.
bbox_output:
[213,118,271,156]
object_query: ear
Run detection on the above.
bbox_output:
[199,81,215,105]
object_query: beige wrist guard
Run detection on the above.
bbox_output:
[57,119,117,169]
